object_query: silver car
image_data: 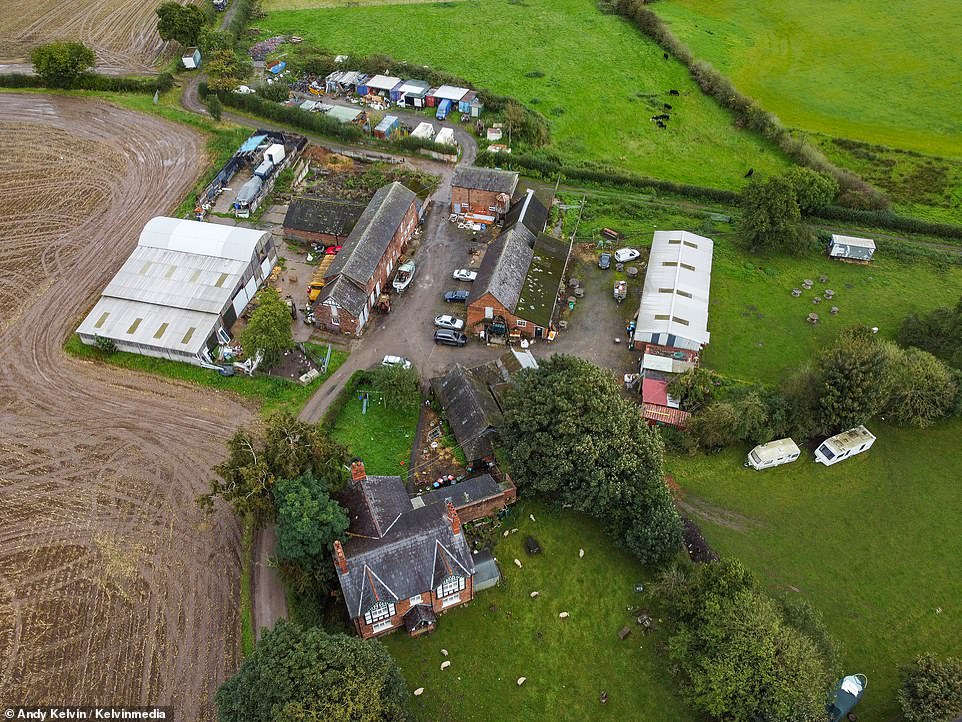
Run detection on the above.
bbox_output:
[434,314,465,331]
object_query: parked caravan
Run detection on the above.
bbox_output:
[815,426,876,466]
[234,176,263,218]
[745,438,801,470]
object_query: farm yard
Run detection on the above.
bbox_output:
[653,0,962,160]
[0,94,250,719]
[0,0,174,72]
[259,0,791,189]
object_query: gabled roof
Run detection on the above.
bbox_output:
[473,225,536,312]
[318,275,368,318]
[433,85,471,101]
[412,474,502,511]
[831,234,876,250]
[451,166,519,194]
[504,189,549,236]
[517,234,568,328]
[430,364,503,461]
[283,196,366,237]
[365,74,402,91]
[328,182,416,287]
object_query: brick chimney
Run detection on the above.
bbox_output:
[333,540,348,574]
[446,502,461,535]
[351,459,366,484]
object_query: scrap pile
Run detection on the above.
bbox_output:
[249,36,286,61]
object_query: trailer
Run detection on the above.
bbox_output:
[614,280,627,303]
[815,425,876,466]
[392,260,416,293]
[435,127,456,146]
[411,122,435,140]
[828,234,875,262]
[827,675,867,722]
[307,254,336,302]
[745,438,800,470]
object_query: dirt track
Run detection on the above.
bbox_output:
[0,95,252,718]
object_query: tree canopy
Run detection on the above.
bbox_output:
[216,620,410,722]
[238,286,294,369]
[501,354,681,565]
[884,346,958,428]
[784,167,839,213]
[815,325,893,433]
[898,653,962,722]
[156,1,206,47]
[898,296,962,369]
[369,364,420,410]
[737,175,808,253]
[659,559,837,722]
[30,42,95,88]
[201,412,348,523]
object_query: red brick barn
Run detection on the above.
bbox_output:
[282,196,366,246]
[450,166,518,219]
[313,182,418,335]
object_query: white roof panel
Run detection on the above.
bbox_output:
[831,234,876,250]
[77,296,214,355]
[433,85,471,101]
[366,75,401,91]
[139,217,269,261]
[636,231,713,347]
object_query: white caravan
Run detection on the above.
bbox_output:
[815,426,876,466]
[745,438,801,470]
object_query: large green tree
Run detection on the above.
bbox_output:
[30,42,95,88]
[660,559,836,722]
[200,412,348,523]
[737,175,808,253]
[784,167,839,213]
[899,653,962,722]
[815,325,892,433]
[501,354,682,565]
[274,472,349,594]
[216,620,410,722]
[369,364,420,410]
[239,286,294,369]
[898,296,962,369]
[884,346,957,427]
[156,1,206,47]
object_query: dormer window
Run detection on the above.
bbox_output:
[437,574,465,598]
[363,600,396,625]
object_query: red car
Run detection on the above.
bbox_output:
[325,245,342,255]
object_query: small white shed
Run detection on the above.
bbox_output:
[411,122,435,140]
[264,143,286,165]
[828,234,876,262]
[746,438,800,470]
[815,426,876,466]
[181,47,201,70]
[435,127,456,146]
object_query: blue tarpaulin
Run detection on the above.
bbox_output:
[269,61,287,75]
[238,134,268,153]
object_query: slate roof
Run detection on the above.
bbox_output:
[430,365,503,461]
[336,473,474,619]
[504,189,549,236]
[451,166,519,194]
[411,474,502,511]
[317,275,368,318]
[473,225,536,312]
[403,604,437,633]
[283,196,366,238]
[328,182,416,287]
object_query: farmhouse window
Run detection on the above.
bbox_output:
[485,307,493,319]
[516,320,527,328]
[437,575,465,598]
[364,601,396,625]
[409,594,423,605]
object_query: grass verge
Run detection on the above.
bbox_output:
[240,514,255,657]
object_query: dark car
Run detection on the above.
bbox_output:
[434,328,467,347]
[443,290,470,303]
[598,252,612,270]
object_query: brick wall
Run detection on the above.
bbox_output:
[353,575,475,640]
[452,186,500,215]
[283,228,345,246]
[313,303,359,336]
[458,489,516,523]
[467,292,542,339]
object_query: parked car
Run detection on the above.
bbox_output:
[443,290,470,303]
[598,252,612,270]
[434,314,465,330]
[614,248,641,263]
[381,355,412,370]
[434,329,467,347]
[392,260,416,293]
[452,269,478,282]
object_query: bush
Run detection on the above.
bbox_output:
[31,41,95,88]
[898,653,962,722]
[155,1,206,47]
[94,335,117,354]
[218,90,365,143]
[207,94,223,120]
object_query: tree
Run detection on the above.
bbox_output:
[668,367,717,412]
[661,559,836,722]
[200,413,348,523]
[259,80,292,103]
[883,345,957,427]
[784,167,839,213]
[30,42,95,88]
[207,94,223,121]
[369,364,420,410]
[898,296,962,369]
[198,27,234,56]
[689,391,772,450]
[205,49,244,91]
[156,1,206,47]
[737,175,808,253]
[501,354,682,565]
[815,325,892,432]
[239,287,294,369]
[899,653,962,722]
[216,620,410,722]
[274,472,348,595]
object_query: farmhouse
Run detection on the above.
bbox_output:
[77,217,276,365]
[466,191,568,340]
[828,234,876,262]
[633,230,713,352]
[313,182,418,335]
[282,196,366,246]
[451,166,518,217]
[334,460,476,639]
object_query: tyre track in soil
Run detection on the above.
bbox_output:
[0,94,252,719]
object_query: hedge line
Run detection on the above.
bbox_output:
[812,206,962,241]
[216,89,366,142]
[604,0,887,210]
[228,0,258,41]
[0,71,174,93]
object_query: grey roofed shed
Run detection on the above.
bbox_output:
[411,474,502,511]
[473,225,536,312]
[504,188,549,236]
[430,364,503,462]
[283,196,366,238]
[327,182,416,287]
[451,166,519,194]
[829,234,876,260]
[472,550,501,592]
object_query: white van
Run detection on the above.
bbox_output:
[745,438,801,470]
[815,426,875,466]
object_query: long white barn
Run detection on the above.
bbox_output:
[633,230,713,351]
[77,217,276,365]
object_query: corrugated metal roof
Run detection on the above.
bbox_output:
[636,230,713,348]
[433,85,471,101]
[375,115,399,132]
[326,106,363,123]
[366,75,402,91]
[139,216,268,261]
[77,296,213,355]
[831,234,876,250]
[398,79,430,94]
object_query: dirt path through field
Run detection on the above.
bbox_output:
[0,94,252,719]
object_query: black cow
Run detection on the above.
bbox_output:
[657,121,667,128]
[663,103,673,110]
[663,52,669,60]
[744,168,754,178]
[669,89,680,96]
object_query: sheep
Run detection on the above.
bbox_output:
[530,591,540,598]
[441,649,448,657]
[517,677,527,686]
[514,558,523,568]
[441,661,451,670]
[559,611,570,619]
[414,688,425,696]
[579,548,585,558]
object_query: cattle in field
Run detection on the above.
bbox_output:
[669,89,680,96]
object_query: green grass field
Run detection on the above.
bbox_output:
[654,0,962,160]
[385,500,697,721]
[330,394,420,478]
[668,419,962,721]
[260,0,790,189]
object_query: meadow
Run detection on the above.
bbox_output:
[668,419,962,721]
[653,0,962,160]
[260,0,790,190]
